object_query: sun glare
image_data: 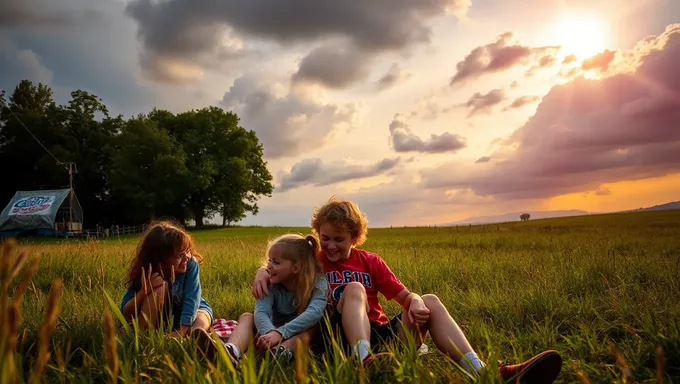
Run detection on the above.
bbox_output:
[553,13,608,60]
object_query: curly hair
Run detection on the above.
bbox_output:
[310,196,368,246]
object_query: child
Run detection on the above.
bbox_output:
[252,198,563,383]
[120,221,213,336]
[211,234,329,365]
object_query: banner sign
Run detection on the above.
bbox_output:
[8,196,57,216]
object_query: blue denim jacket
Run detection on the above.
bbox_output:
[120,257,211,328]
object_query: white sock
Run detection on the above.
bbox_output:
[459,351,485,374]
[225,342,241,359]
[353,339,371,361]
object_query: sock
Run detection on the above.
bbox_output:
[225,342,241,360]
[459,351,485,374]
[353,339,371,361]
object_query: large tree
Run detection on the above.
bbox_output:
[108,116,190,224]
[151,107,273,226]
[1,80,273,228]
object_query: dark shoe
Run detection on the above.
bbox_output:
[269,346,294,363]
[192,328,218,360]
[498,350,562,383]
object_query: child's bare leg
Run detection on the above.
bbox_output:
[226,312,255,354]
[139,285,167,329]
[398,294,481,373]
[336,282,371,359]
[399,294,473,360]
[191,310,212,332]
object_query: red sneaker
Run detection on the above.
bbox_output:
[498,350,562,383]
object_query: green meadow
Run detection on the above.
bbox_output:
[2,209,679,383]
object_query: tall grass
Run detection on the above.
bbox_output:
[1,210,679,383]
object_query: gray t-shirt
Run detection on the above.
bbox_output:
[254,275,329,339]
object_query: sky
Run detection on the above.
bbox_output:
[1,0,679,227]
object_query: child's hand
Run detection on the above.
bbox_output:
[257,331,282,349]
[408,298,431,327]
[141,266,166,295]
[251,267,271,299]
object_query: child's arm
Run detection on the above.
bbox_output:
[254,290,277,336]
[372,255,430,326]
[179,258,202,335]
[275,278,329,340]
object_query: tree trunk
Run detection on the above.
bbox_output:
[193,208,205,227]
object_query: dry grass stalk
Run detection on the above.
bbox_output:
[9,250,29,282]
[103,310,119,382]
[2,302,20,382]
[656,345,665,384]
[30,279,64,384]
[609,341,635,383]
[13,257,39,303]
[576,369,591,384]
[294,332,310,384]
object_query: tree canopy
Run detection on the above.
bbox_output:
[0,80,273,227]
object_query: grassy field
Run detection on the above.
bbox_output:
[2,210,680,383]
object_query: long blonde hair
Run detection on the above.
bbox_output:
[265,234,322,314]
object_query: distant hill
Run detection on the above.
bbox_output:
[440,200,680,226]
[624,201,680,212]
[441,210,592,226]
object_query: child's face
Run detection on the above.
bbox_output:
[267,246,296,285]
[318,223,354,262]
[167,248,192,274]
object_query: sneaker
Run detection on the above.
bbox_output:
[498,350,562,384]
[361,352,393,368]
[269,346,294,363]
[192,328,240,367]
[223,342,241,367]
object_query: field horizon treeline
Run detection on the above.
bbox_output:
[0,79,274,229]
[1,209,679,383]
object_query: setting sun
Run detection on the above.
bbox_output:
[553,13,609,59]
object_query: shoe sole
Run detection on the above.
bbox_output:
[508,350,562,384]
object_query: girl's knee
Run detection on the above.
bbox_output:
[422,294,444,310]
[239,312,254,322]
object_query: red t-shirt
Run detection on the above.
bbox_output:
[319,248,405,326]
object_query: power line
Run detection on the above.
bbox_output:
[1,99,68,171]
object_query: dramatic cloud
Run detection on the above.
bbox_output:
[562,54,577,64]
[0,41,53,85]
[503,95,541,111]
[277,157,400,193]
[464,88,505,117]
[594,187,612,196]
[0,0,100,28]
[221,73,359,159]
[389,115,466,153]
[581,49,617,70]
[377,63,413,91]
[424,24,680,200]
[475,156,491,163]
[126,0,470,83]
[450,32,559,85]
[292,45,367,89]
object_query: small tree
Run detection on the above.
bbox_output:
[520,213,530,221]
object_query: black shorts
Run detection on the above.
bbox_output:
[312,310,403,354]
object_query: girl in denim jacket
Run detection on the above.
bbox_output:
[120,221,213,336]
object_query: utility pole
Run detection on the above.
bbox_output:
[64,162,77,229]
